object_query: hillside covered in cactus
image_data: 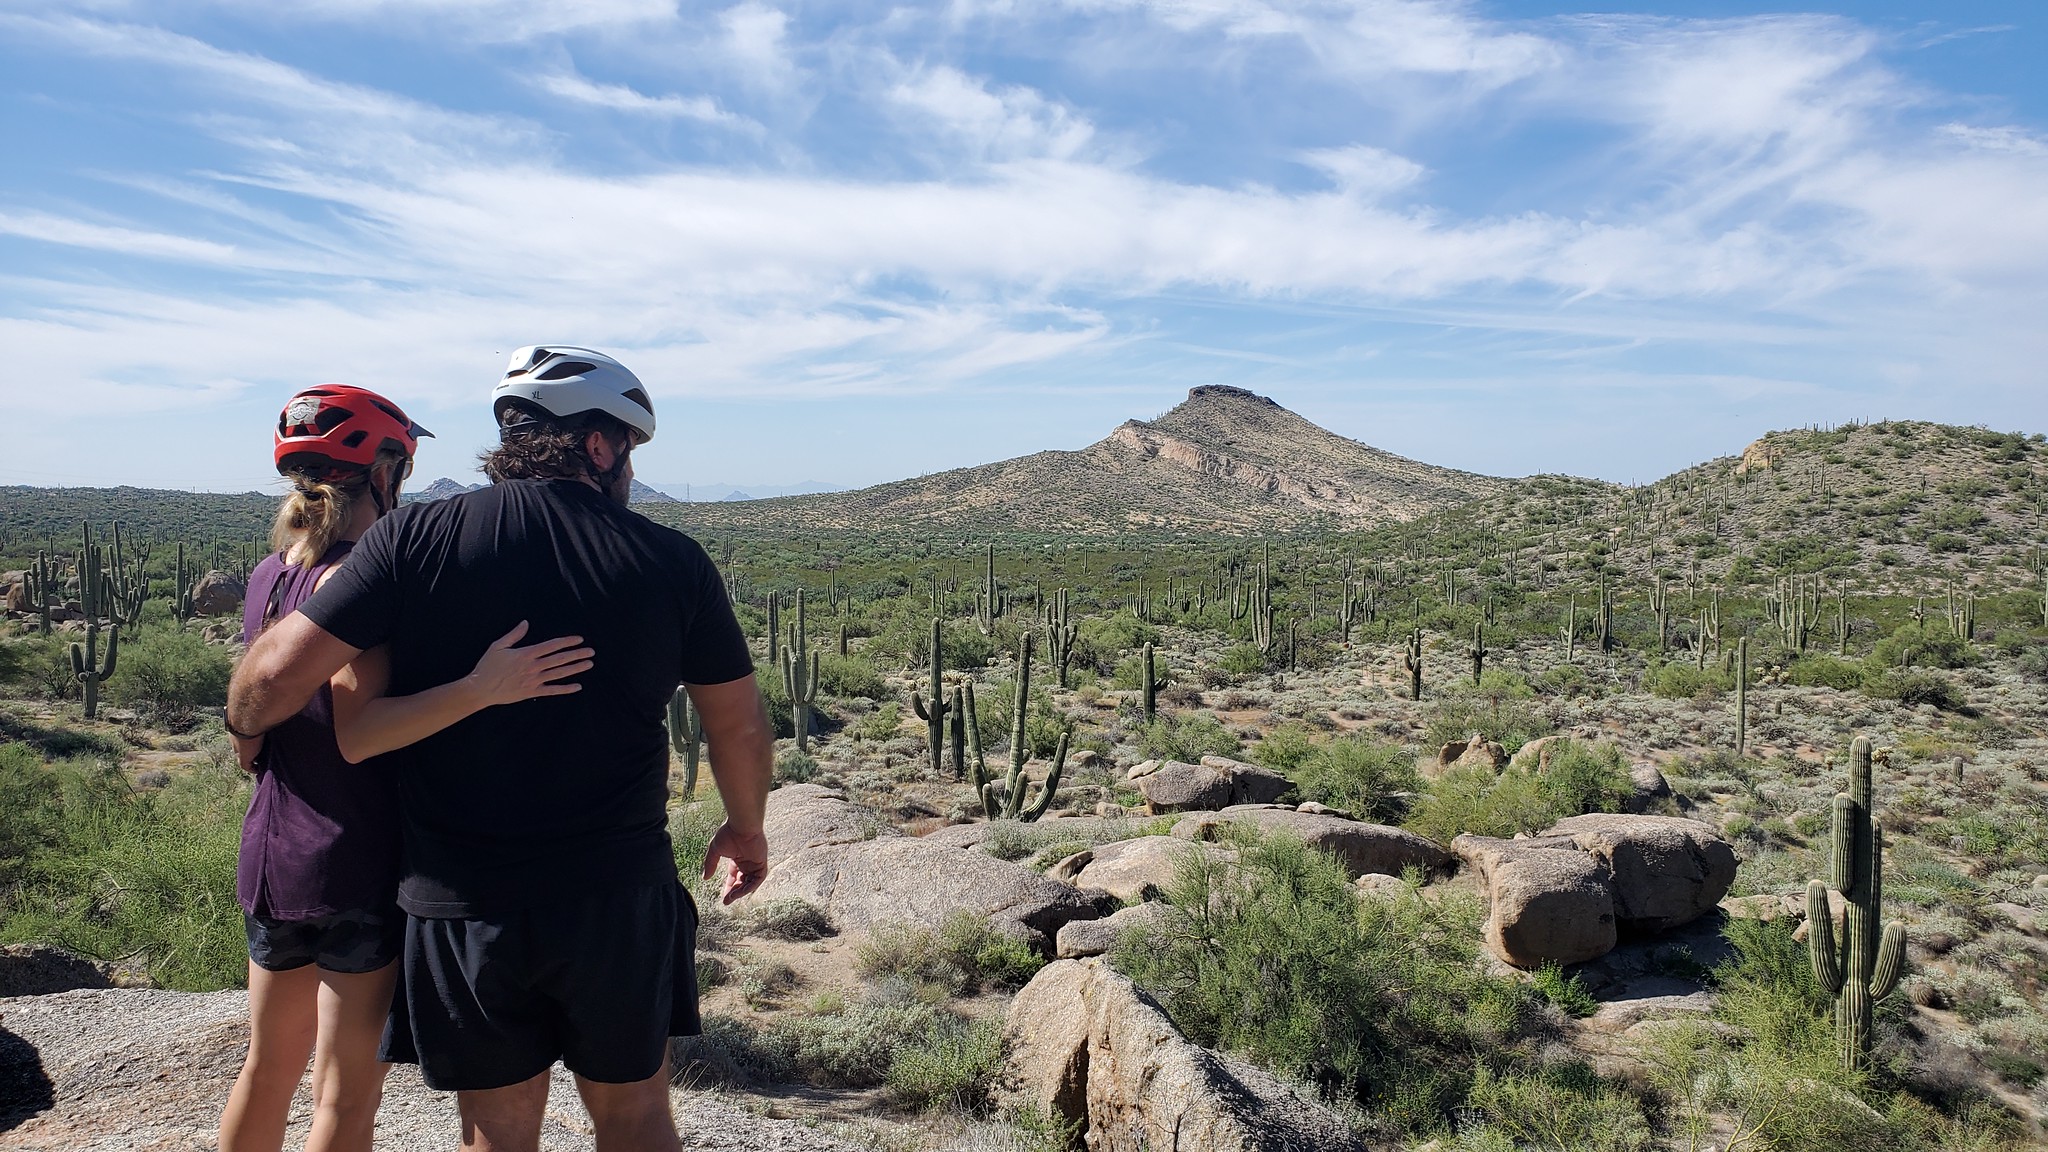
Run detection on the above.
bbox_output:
[672,385,1510,534]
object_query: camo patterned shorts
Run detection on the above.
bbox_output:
[244,906,403,974]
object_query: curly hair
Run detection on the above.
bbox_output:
[478,411,633,484]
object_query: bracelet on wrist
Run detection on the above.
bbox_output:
[223,716,263,740]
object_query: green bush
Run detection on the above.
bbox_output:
[1111,830,1603,1137]
[1456,1061,1653,1152]
[1138,712,1238,762]
[1530,962,1598,1018]
[1251,721,1317,773]
[855,911,1046,996]
[1540,740,1635,816]
[1074,612,1157,672]
[1863,669,1965,711]
[107,628,233,720]
[1218,643,1269,677]
[1647,661,1726,699]
[1784,654,1866,691]
[1286,735,1423,824]
[1422,685,1544,751]
[0,753,247,991]
[1404,740,1630,844]
[815,653,886,700]
[1868,623,1973,671]
[854,700,901,742]
[884,1015,1004,1112]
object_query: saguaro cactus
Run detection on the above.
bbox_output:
[910,617,953,778]
[781,590,818,753]
[1733,636,1749,756]
[1140,641,1168,721]
[1807,736,1907,1072]
[964,631,1067,822]
[667,687,702,798]
[70,523,118,720]
[1044,588,1077,690]
[1403,627,1423,701]
[27,550,59,636]
[1468,622,1487,685]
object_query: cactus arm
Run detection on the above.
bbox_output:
[1020,729,1069,822]
[912,692,933,722]
[1830,793,1854,894]
[1871,921,1906,1001]
[962,681,995,819]
[1808,880,1843,994]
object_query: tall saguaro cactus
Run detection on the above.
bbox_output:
[27,550,59,636]
[911,617,952,778]
[1807,736,1907,1072]
[70,523,118,720]
[1140,641,1168,721]
[1734,636,1749,757]
[1403,627,1424,701]
[1044,588,1077,690]
[667,687,702,798]
[964,631,1067,822]
[781,590,818,753]
[1468,622,1487,685]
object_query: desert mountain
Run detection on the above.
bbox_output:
[674,386,1508,534]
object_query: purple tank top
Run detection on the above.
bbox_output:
[237,542,402,919]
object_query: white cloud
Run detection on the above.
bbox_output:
[536,72,750,127]
[888,66,1095,162]
[720,1,796,90]
[1300,145,1424,197]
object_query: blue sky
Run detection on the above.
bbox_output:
[1,1,2043,494]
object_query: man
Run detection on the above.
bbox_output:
[227,346,773,1152]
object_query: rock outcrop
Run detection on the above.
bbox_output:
[1056,903,1172,959]
[1049,837,1225,904]
[1454,815,1735,968]
[743,786,1112,952]
[1136,758,1291,813]
[998,959,1366,1152]
[1170,806,1451,880]
[189,570,247,617]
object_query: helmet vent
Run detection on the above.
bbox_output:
[341,430,369,449]
[622,387,654,415]
[536,360,596,381]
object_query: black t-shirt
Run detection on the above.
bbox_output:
[300,478,753,918]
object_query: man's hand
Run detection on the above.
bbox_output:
[702,823,769,905]
[230,730,265,774]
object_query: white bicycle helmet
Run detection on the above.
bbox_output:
[493,346,657,445]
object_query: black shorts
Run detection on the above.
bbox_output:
[378,880,700,1091]
[244,906,403,974]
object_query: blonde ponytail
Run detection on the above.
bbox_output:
[269,448,409,569]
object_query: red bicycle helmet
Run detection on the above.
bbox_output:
[273,384,433,479]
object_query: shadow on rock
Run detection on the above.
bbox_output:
[0,1026,56,1132]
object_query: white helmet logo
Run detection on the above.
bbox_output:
[286,396,323,429]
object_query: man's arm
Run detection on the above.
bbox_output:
[688,673,773,905]
[227,610,365,737]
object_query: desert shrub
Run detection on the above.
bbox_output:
[1251,721,1317,773]
[1404,741,1629,844]
[670,793,727,881]
[1785,654,1866,691]
[1864,669,1965,711]
[1455,1061,1653,1152]
[106,628,233,721]
[742,897,834,941]
[1217,644,1269,677]
[1868,623,1973,671]
[884,1014,1005,1112]
[0,754,246,991]
[855,700,901,742]
[1138,712,1238,762]
[1530,961,1598,1019]
[1074,612,1156,672]
[757,995,951,1086]
[2017,644,2048,682]
[1540,740,1635,816]
[773,747,818,783]
[1649,660,1730,698]
[856,911,1045,996]
[1111,830,1601,1137]
[815,653,886,700]
[755,658,793,737]
[1535,663,1588,697]
[8,637,78,701]
[1422,683,1544,751]
[1287,735,1423,824]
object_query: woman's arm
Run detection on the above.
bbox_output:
[330,622,595,764]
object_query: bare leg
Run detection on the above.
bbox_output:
[219,961,320,1152]
[576,1057,681,1152]
[457,1069,550,1152]
[303,962,399,1152]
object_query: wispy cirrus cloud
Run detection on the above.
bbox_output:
[535,71,754,128]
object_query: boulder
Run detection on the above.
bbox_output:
[1454,835,1616,968]
[189,570,247,617]
[1136,759,1290,813]
[1171,806,1451,880]
[1353,873,1410,900]
[2,580,26,614]
[1051,837,1224,904]
[1056,903,1172,959]
[1626,764,1672,813]
[999,959,1367,1152]
[1508,735,1566,772]
[743,834,1113,954]
[759,783,898,858]
[0,944,147,998]
[1125,759,1162,781]
[917,815,1118,852]
[1545,814,1736,933]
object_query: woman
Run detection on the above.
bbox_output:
[220,385,593,1152]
